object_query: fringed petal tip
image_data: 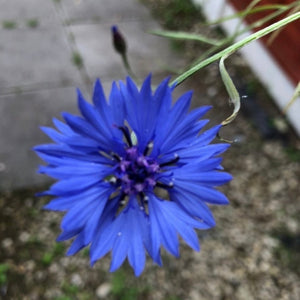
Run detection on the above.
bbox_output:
[42,202,53,210]
[32,145,43,153]
[35,191,50,198]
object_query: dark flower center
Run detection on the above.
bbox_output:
[107,127,178,214]
[117,146,159,195]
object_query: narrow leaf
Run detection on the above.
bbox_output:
[150,30,221,46]
[219,53,240,126]
[283,82,300,114]
[208,4,289,25]
[171,12,300,86]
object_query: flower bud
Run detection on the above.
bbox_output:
[111,25,126,55]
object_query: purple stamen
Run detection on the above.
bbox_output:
[115,146,165,195]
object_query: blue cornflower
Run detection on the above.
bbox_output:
[35,74,232,276]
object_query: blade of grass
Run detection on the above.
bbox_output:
[207,4,290,25]
[219,53,240,126]
[150,30,221,46]
[232,0,262,37]
[171,12,300,87]
[238,1,299,35]
[198,1,299,63]
[283,82,300,114]
[267,3,300,45]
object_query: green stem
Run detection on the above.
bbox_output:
[171,12,300,86]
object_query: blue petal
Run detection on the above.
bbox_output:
[125,199,148,276]
[34,144,110,164]
[148,194,209,258]
[170,188,216,227]
[109,82,125,130]
[92,79,108,111]
[135,74,155,151]
[153,90,192,153]
[38,161,112,180]
[173,180,230,204]
[46,175,103,196]
[59,186,112,240]
[53,118,74,135]
[66,233,85,255]
[43,185,108,211]
[77,89,112,140]
[40,126,65,143]
[64,135,100,150]
[62,112,110,149]
[153,76,172,115]
[174,169,232,186]
[159,110,211,154]
[192,124,222,147]
[176,144,230,163]
[157,201,201,251]
[66,194,110,255]
[109,223,130,272]
[90,196,121,264]
[110,198,148,276]
[120,79,139,133]
[148,195,179,258]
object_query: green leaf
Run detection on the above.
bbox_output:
[235,1,299,37]
[0,264,10,285]
[171,12,300,87]
[208,4,289,25]
[150,30,221,46]
[219,53,240,126]
[283,82,300,114]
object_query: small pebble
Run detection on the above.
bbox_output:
[24,260,36,272]
[71,273,84,287]
[19,231,30,243]
[96,283,111,299]
[2,238,13,249]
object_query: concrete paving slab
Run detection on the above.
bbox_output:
[0,0,58,27]
[0,87,80,190]
[0,26,82,93]
[69,21,184,83]
[0,79,116,190]
[60,0,152,24]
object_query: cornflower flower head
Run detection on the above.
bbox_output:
[35,74,232,276]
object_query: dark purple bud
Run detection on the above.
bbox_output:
[111,25,127,55]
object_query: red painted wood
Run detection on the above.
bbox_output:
[228,0,300,84]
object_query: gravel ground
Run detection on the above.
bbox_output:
[1,1,300,299]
